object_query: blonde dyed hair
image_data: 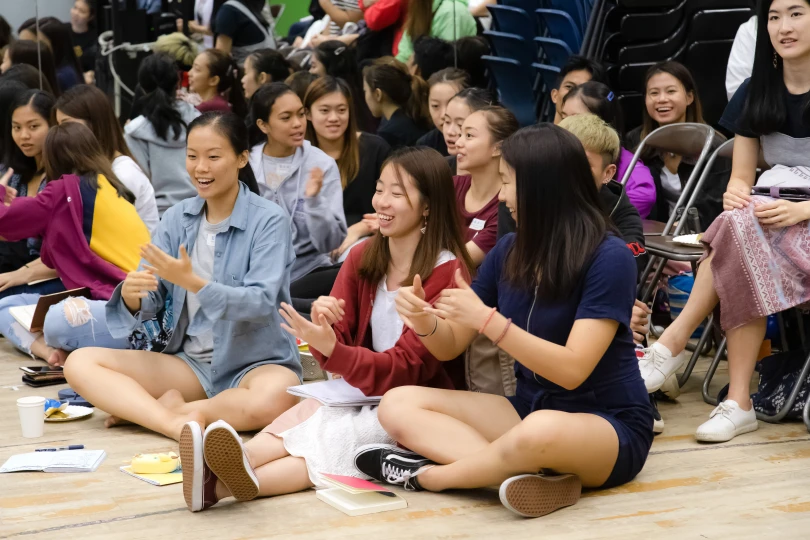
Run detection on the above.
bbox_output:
[559,113,620,166]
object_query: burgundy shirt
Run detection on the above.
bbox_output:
[196,95,231,113]
[454,175,499,255]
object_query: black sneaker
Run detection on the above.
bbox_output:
[650,394,664,434]
[354,444,436,491]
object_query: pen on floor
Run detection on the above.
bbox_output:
[35,445,84,452]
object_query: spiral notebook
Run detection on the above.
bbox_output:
[0,450,106,473]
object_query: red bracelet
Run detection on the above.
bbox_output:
[479,307,497,334]
[493,318,512,346]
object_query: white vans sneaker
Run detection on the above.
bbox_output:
[695,399,758,443]
[639,343,688,393]
[659,373,681,400]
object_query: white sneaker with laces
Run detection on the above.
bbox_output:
[639,343,688,393]
[695,399,758,443]
[659,373,681,400]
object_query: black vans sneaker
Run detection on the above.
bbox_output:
[354,444,435,491]
[650,394,664,434]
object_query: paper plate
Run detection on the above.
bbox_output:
[45,405,94,422]
[672,233,703,247]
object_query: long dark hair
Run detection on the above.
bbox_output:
[5,90,55,184]
[743,0,810,134]
[363,58,430,128]
[248,82,296,146]
[187,111,260,195]
[56,84,134,162]
[563,81,625,138]
[305,77,359,188]
[20,17,83,78]
[403,0,433,44]
[247,48,294,83]
[0,80,28,165]
[358,147,473,286]
[640,61,704,141]
[137,52,186,141]
[1,63,56,95]
[502,124,611,300]
[7,40,61,97]
[199,49,246,117]
[43,121,135,204]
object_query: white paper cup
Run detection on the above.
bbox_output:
[17,396,46,438]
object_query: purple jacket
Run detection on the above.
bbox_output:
[616,147,656,219]
[0,175,128,300]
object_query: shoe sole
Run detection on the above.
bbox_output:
[203,426,259,501]
[653,418,665,434]
[179,422,203,512]
[695,421,758,443]
[645,357,687,394]
[499,474,581,518]
[659,374,681,400]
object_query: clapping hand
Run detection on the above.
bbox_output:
[279,302,337,357]
[394,274,436,334]
[311,296,345,325]
[424,269,490,330]
[305,167,325,198]
[121,268,159,313]
[141,244,203,292]
[0,168,18,206]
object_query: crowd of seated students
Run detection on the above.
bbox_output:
[1,0,809,521]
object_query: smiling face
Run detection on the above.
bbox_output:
[428,82,459,130]
[186,123,248,200]
[11,103,50,160]
[498,158,517,221]
[188,53,215,96]
[645,72,693,126]
[768,0,810,61]
[258,92,307,149]
[373,163,427,239]
[455,111,497,171]
[442,98,472,156]
[308,91,350,143]
[55,109,90,129]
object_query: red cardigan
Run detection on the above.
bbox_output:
[310,241,466,396]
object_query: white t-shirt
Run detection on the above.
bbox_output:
[726,16,757,100]
[195,0,215,49]
[660,166,682,214]
[370,250,457,353]
[112,156,159,235]
[262,153,295,191]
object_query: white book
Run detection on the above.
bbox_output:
[0,450,106,473]
[9,304,36,331]
[316,488,407,516]
[287,378,382,407]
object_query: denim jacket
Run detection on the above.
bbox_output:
[106,182,303,393]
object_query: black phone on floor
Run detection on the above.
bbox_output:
[21,374,67,387]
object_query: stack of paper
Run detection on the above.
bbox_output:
[316,474,407,516]
[287,378,382,407]
[120,466,183,486]
[0,450,106,473]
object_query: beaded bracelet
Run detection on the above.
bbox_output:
[493,318,512,346]
[478,307,497,334]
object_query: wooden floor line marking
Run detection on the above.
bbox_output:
[0,508,186,538]
[649,436,810,456]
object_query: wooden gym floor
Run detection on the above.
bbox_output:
[1,338,810,539]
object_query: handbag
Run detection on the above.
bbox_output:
[464,334,516,396]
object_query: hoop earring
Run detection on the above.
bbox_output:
[774,51,779,69]
[420,216,427,235]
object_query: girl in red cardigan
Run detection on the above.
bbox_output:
[179,146,473,512]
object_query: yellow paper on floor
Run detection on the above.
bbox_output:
[120,466,183,486]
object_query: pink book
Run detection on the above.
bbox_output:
[319,473,391,494]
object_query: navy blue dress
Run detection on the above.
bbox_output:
[471,234,654,488]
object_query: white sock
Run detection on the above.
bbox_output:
[652,342,675,358]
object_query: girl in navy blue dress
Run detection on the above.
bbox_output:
[353,124,654,518]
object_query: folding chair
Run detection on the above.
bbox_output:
[805,387,810,432]
[622,125,726,386]
[483,56,538,126]
[543,0,588,34]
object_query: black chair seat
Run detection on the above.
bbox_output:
[690,8,753,41]
[684,39,734,127]
[618,21,686,64]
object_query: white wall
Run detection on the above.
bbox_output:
[1,0,73,36]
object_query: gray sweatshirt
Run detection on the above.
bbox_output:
[248,140,347,281]
[124,101,201,216]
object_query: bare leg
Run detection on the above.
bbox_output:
[725,316,768,410]
[64,347,209,440]
[418,410,619,491]
[172,364,300,431]
[657,252,719,355]
[378,387,522,464]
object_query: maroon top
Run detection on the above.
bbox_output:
[453,175,499,255]
[196,95,231,113]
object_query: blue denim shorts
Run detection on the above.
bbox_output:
[174,352,285,398]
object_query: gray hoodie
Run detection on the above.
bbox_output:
[249,140,347,282]
[124,101,201,216]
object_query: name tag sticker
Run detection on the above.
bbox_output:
[470,218,486,231]
[206,233,216,247]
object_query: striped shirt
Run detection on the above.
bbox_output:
[328,0,361,35]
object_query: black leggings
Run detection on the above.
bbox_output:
[289,263,343,315]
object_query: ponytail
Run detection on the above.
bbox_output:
[407,73,430,130]
[137,53,186,141]
[201,49,247,118]
[363,57,430,128]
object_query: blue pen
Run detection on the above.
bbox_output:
[35,445,84,452]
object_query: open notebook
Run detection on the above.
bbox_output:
[0,450,106,473]
[287,379,382,407]
[9,287,91,332]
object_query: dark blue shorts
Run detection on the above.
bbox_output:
[508,384,653,489]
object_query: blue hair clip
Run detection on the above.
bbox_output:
[607,91,615,102]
